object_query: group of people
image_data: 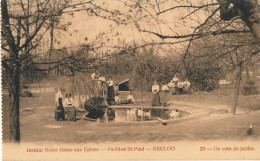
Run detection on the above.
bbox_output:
[151,81,169,106]
[55,71,137,121]
[166,75,191,95]
[91,71,136,105]
[55,72,191,121]
[151,75,191,106]
[114,91,135,104]
[55,88,76,121]
[91,71,116,105]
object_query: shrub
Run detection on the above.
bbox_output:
[84,97,107,119]
[242,81,259,95]
[20,89,33,97]
[188,67,221,91]
[239,97,260,111]
[22,85,29,89]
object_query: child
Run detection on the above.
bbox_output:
[115,93,120,103]
[127,92,135,103]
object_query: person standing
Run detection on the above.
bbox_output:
[172,74,179,94]
[151,81,160,106]
[98,73,106,97]
[91,71,96,80]
[114,82,119,94]
[90,71,97,96]
[55,88,65,121]
[98,73,106,85]
[103,80,108,101]
[161,83,169,106]
[107,76,115,105]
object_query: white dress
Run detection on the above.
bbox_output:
[63,97,75,108]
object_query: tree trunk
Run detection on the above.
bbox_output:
[231,64,243,114]
[218,0,260,44]
[49,20,54,57]
[246,14,260,45]
[9,68,21,142]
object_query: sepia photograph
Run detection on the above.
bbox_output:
[1,0,260,160]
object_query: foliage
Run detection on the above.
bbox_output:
[1,0,78,142]
[58,72,92,96]
[84,97,106,119]
[183,31,259,91]
[187,66,222,91]
[2,0,259,142]
[21,68,48,84]
[242,80,259,95]
[95,47,179,91]
[20,90,33,97]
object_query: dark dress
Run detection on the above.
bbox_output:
[103,83,108,99]
[107,86,115,105]
[173,81,179,94]
[98,81,103,97]
[151,92,160,106]
[55,98,65,120]
[66,107,76,121]
[160,91,167,106]
[91,80,99,97]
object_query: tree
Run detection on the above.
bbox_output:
[217,0,260,44]
[184,29,259,112]
[1,0,74,142]
[82,0,259,114]
[1,0,124,142]
[48,0,73,57]
[2,0,259,143]
[129,0,260,41]
[112,0,260,114]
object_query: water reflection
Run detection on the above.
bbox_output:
[113,108,190,122]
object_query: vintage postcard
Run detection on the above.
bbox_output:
[1,0,260,160]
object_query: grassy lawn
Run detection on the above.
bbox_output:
[2,85,260,143]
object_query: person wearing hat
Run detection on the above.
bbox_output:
[55,88,65,121]
[63,94,76,121]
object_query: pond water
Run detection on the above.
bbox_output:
[111,108,190,122]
